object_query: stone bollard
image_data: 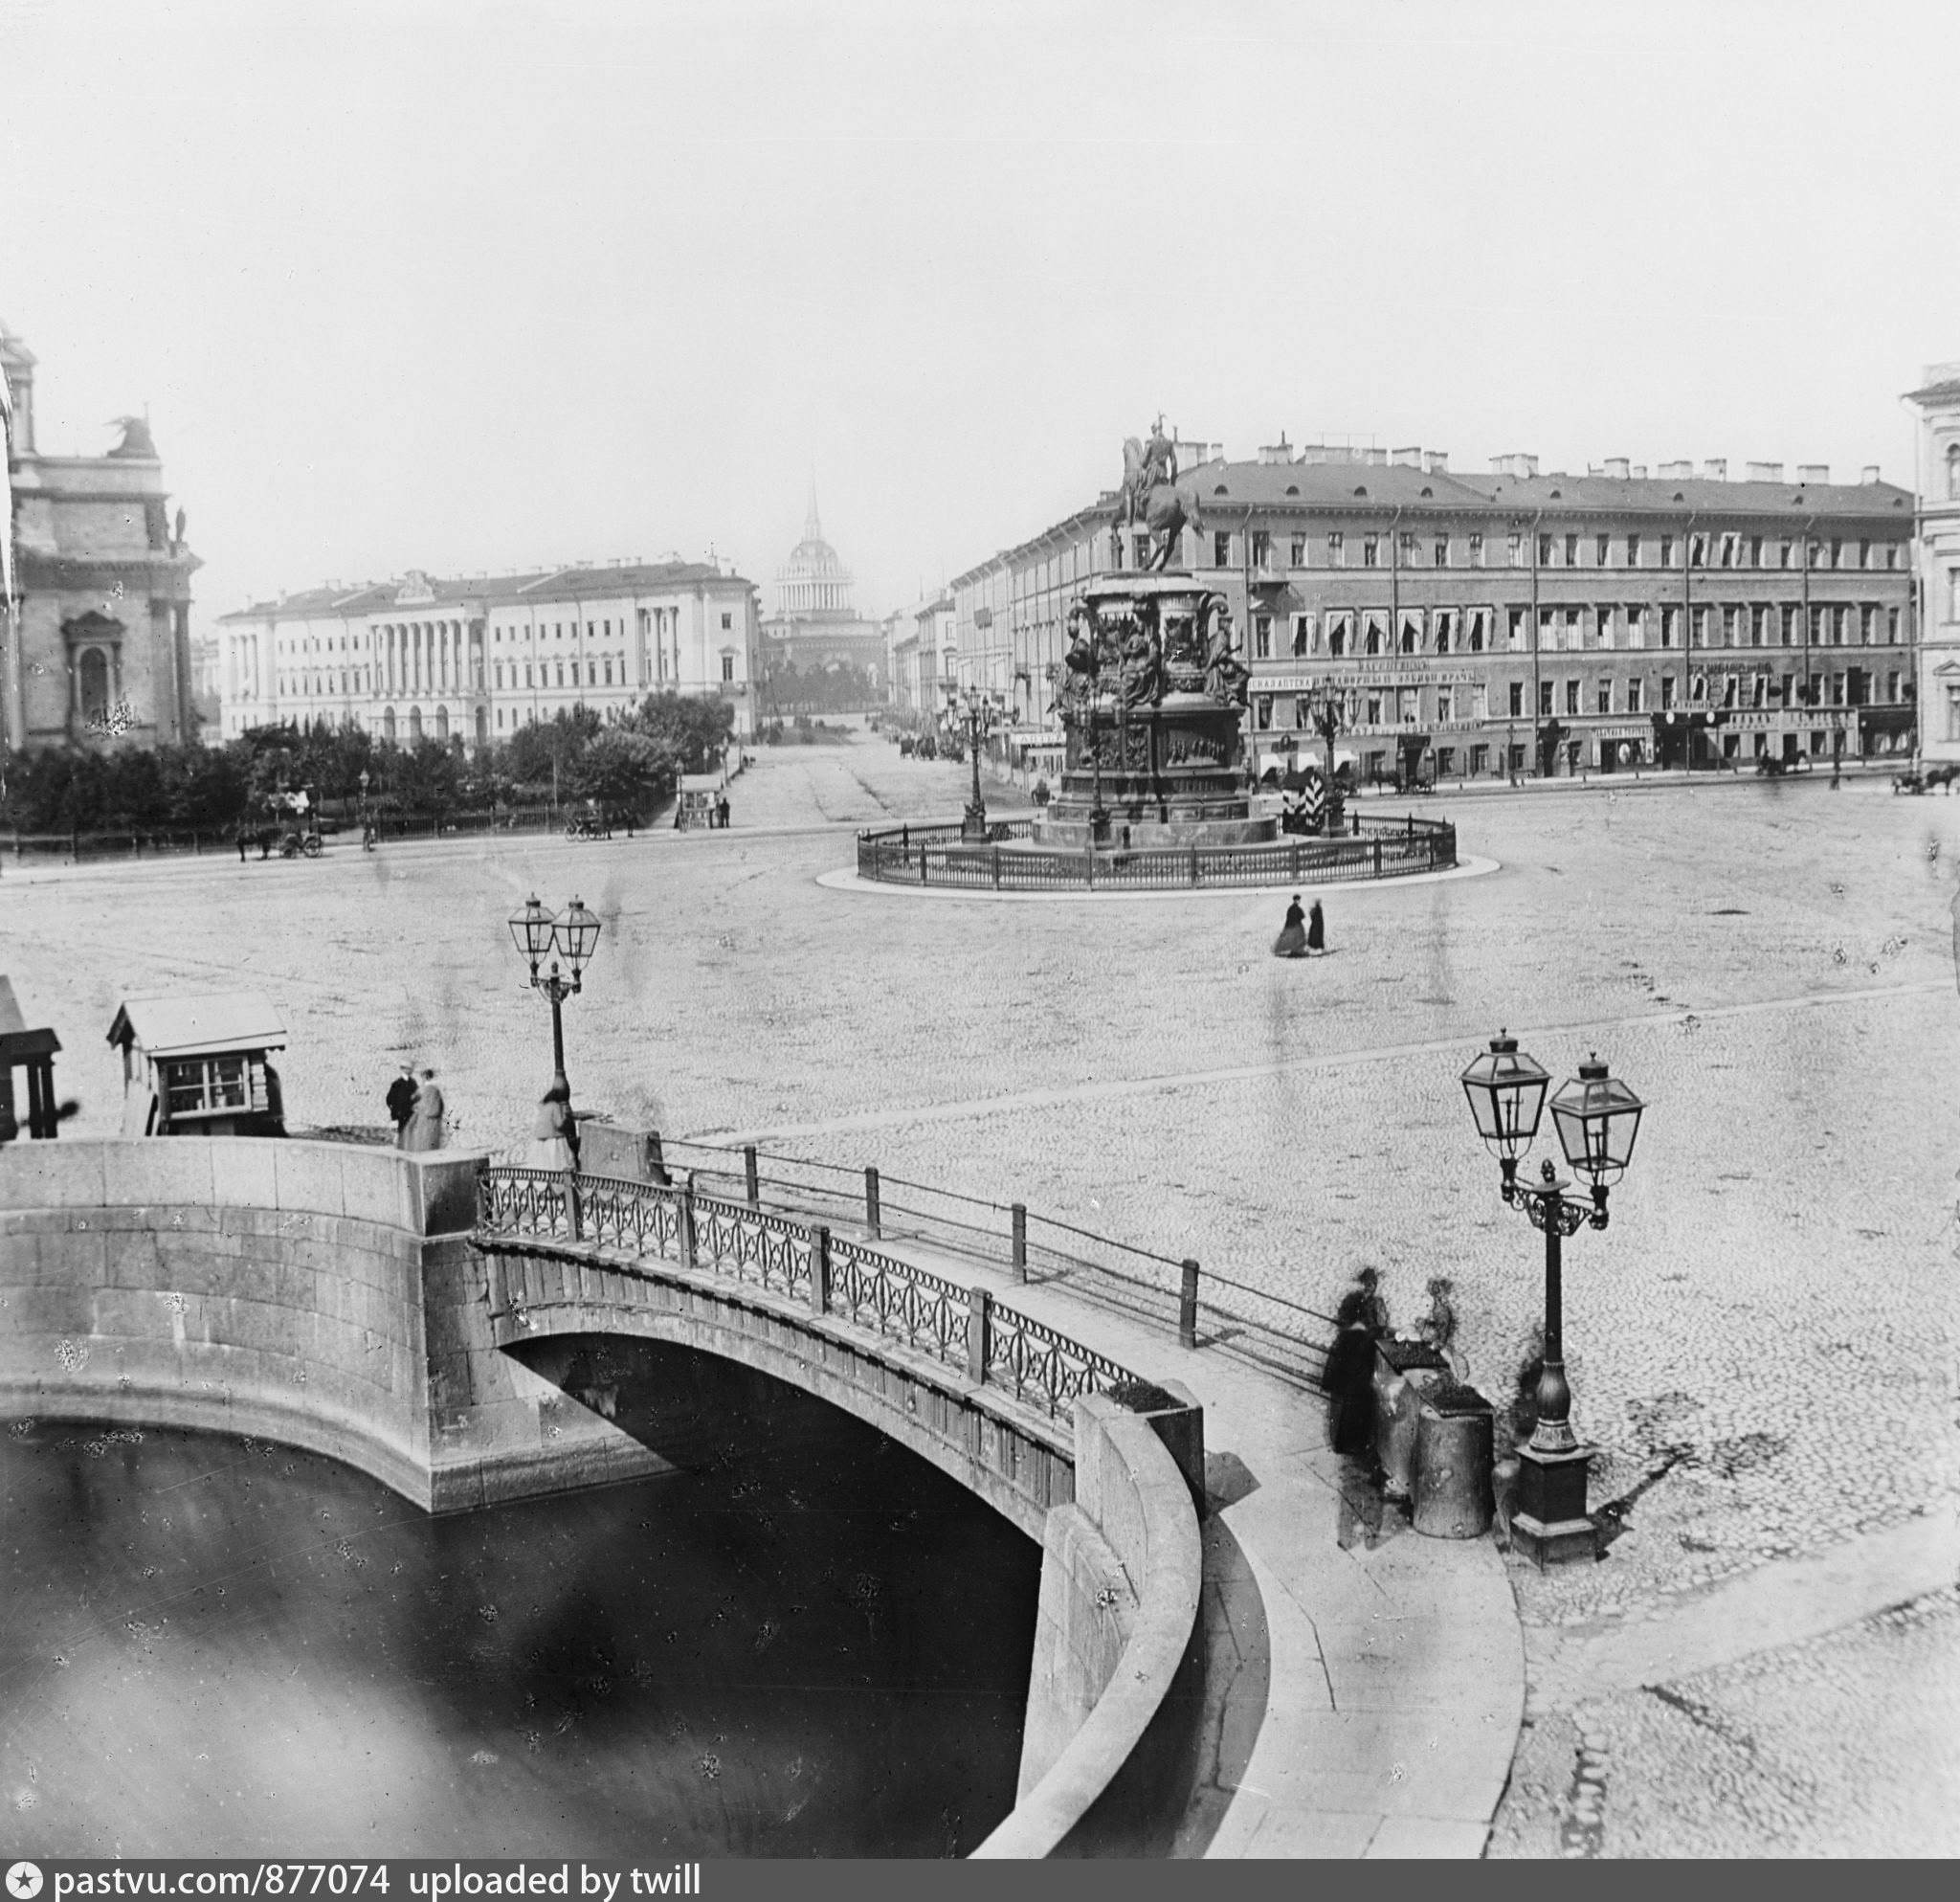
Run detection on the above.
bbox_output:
[744,1144,760,1207]
[1413,1385,1496,1538]
[1178,1259,1200,1351]
[864,1166,881,1239]
[1011,1202,1027,1283]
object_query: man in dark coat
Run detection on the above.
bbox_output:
[385,1064,417,1148]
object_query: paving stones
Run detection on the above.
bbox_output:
[7,740,1960,1855]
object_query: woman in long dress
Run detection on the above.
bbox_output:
[523,1081,578,1171]
[1306,899,1326,954]
[1273,892,1308,958]
[402,1067,446,1152]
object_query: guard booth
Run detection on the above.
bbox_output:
[0,976,63,1142]
[106,993,288,1138]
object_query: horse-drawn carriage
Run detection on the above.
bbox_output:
[1893,763,1958,795]
[240,791,323,860]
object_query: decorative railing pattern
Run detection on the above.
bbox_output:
[473,1165,1138,1421]
[580,1170,682,1257]
[987,1304,1133,1415]
[855,812,1456,889]
[831,1234,970,1367]
[481,1166,577,1241]
[692,1195,813,1301]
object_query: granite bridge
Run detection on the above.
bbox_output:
[0,1135,1212,1856]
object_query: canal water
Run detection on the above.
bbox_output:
[0,1386,1040,1857]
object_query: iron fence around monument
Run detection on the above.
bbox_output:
[854,811,1456,889]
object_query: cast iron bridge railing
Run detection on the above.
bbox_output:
[854,811,1457,889]
[475,1164,1139,1422]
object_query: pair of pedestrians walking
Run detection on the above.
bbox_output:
[1273,893,1326,959]
[385,1063,445,1150]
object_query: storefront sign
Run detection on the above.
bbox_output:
[1255,667,1482,692]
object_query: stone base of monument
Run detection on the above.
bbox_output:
[1033,812,1278,849]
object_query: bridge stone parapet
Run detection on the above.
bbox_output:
[0,1137,665,1510]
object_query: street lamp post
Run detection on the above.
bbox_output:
[950,685,1002,842]
[507,893,603,1098]
[1459,1032,1647,1566]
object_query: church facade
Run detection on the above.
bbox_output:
[2,324,201,754]
[758,485,886,712]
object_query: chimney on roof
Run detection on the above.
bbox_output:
[1391,445,1422,468]
[1602,457,1631,480]
[1363,446,1389,467]
[1423,451,1449,474]
[1257,434,1292,464]
[1659,459,1694,481]
[1746,460,1783,482]
[1703,459,1727,481]
[1632,465,1648,480]
[1489,453,1539,479]
[1861,464,1882,483]
[1796,463,1830,484]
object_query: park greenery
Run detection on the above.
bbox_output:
[0,693,735,836]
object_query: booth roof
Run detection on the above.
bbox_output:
[106,993,287,1059]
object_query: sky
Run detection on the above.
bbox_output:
[3,0,1955,626]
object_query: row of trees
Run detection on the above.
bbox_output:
[0,693,735,835]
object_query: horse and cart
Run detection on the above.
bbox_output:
[239,791,323,861]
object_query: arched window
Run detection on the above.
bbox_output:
[408,705,424,742]
[78,647,110,723]
[382,705,397,742]
[1949,442,1960,501]
[434,705,449,741]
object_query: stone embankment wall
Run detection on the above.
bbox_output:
[0,1138,664,1510]
[976,1389,1208,1859]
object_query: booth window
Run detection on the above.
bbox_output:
[164,1057,249,1119]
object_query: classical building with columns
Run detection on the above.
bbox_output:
[215,559,761,747]
[758,484,886,709]
[1907,361,1960,767]
[951,435,1917,782]
[2,323,201,753]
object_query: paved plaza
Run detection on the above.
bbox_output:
[6,731,1959,1855]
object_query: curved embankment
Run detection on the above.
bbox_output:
[0,1136,1212,1853]
[0,1137,665,1509]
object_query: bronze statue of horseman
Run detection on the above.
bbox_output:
[1119,418,1204,571]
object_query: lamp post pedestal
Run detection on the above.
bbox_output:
[1509,1444,1599,1568]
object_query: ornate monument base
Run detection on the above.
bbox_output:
[1028,573,1274,852]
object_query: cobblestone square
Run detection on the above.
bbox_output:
[6,734,1957,1854]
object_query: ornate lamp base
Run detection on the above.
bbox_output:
[1509,1443,1599,1569]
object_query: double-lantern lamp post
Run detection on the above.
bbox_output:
[1459,1032,1647,1565]
[507,893,603,1098]
[948,685,1005,842]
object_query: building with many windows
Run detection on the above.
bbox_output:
[214,559,761,747]
[2,323,201,753]
[949,439,1917,781]
[1907,361,1960,767]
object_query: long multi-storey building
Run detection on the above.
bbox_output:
[1908,361,1960,767]
[949,440,1917,782]
[214,559,762,747]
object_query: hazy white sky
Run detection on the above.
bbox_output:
[3,0,1954,625]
